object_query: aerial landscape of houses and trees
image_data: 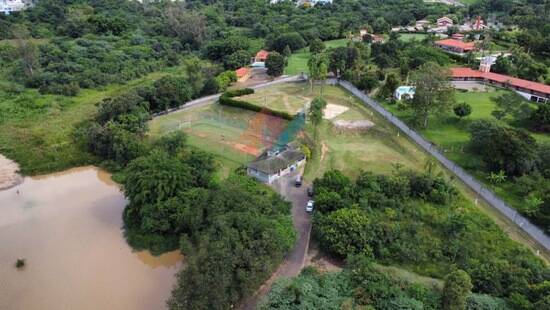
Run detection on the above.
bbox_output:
[1,0,550,309]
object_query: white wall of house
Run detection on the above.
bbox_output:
[247,157,306,184]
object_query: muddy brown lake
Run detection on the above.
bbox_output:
[0,166,182,310]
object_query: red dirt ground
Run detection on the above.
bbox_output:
[233,143,260,156]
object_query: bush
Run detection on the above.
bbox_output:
[466,294,510,310]
[454,102,472,118]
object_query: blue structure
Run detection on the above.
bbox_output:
[394,86,416,100]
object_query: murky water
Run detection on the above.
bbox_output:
[0,167,182,310]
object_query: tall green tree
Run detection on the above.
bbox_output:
[409,62,455,128]
[307,53,328,92]
[309,38,325,54]
[266,51,285,77]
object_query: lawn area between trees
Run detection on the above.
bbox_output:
[398,33,429,42]
[0,67,185,175]
[285,39,350,75]
[378,88,550,234]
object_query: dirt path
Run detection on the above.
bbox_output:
[239,171,311,309]
[0,154,22,190]
[320,142,328,163]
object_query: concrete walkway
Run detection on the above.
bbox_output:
[336,79,550,252]
[151,75,304,117]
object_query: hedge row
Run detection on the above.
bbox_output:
[219,88,295,120]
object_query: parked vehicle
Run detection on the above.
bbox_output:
[295,175,302,187]
[307,187,313,197]
[306,200,314,212]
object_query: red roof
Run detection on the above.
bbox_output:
[435,39,475,51]
[235,67,250,78]
[450,67,550,95]
[255,50,269,60]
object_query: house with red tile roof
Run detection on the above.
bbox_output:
[235,67,251,82]
[435,39,476,54]
[255,50,270,62]
[450,67,550,103]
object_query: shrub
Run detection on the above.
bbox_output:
[454,102,472,118]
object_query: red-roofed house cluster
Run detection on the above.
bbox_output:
[235,50,271,82]
[450,67,550,103]
[434,39,476,54]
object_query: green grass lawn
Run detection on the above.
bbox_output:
[285,39,350,75]
[0,68,184,175]
[300,84,428,181]
[398,33,428,42]
[236,82,311,114]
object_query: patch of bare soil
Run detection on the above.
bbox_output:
[0,154,22,190]
[305,242,343,273]
[320,142,328,163]
[323,103,349,120]
[333,119,375,131]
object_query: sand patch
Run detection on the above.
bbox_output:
[233,143,261,156]
[0,154,22,190]
[323,103,349,120]
[333,119,375,130]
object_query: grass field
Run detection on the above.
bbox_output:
[398,33,429,42]
[148,103,289,177]
[236,82,311,114]
[285,39,350,75]
[299,84,429,180]
[0,67,184,175]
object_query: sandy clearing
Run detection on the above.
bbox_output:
[323,103,349,120]
[0,154,22,190]
[333,119,375,130]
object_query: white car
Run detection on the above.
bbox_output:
[306,200,314,212]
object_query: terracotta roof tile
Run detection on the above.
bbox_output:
[435,39,476,51]
[450,67,550,95]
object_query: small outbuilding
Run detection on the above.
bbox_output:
[394,86,416,100]
[235,67,251,82]
[247,143,306,184]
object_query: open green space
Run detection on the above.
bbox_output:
[397,33,429,42]
[300,84,429,180]
[285,39,350,75]
[149,102,288,177]
[236,82,311,114]
[0,68,183,175]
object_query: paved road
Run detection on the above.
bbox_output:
[240,171,312,309]
[337,79,550,253]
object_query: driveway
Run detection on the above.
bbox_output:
[270,171,312,278]
[240,170,312,309]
